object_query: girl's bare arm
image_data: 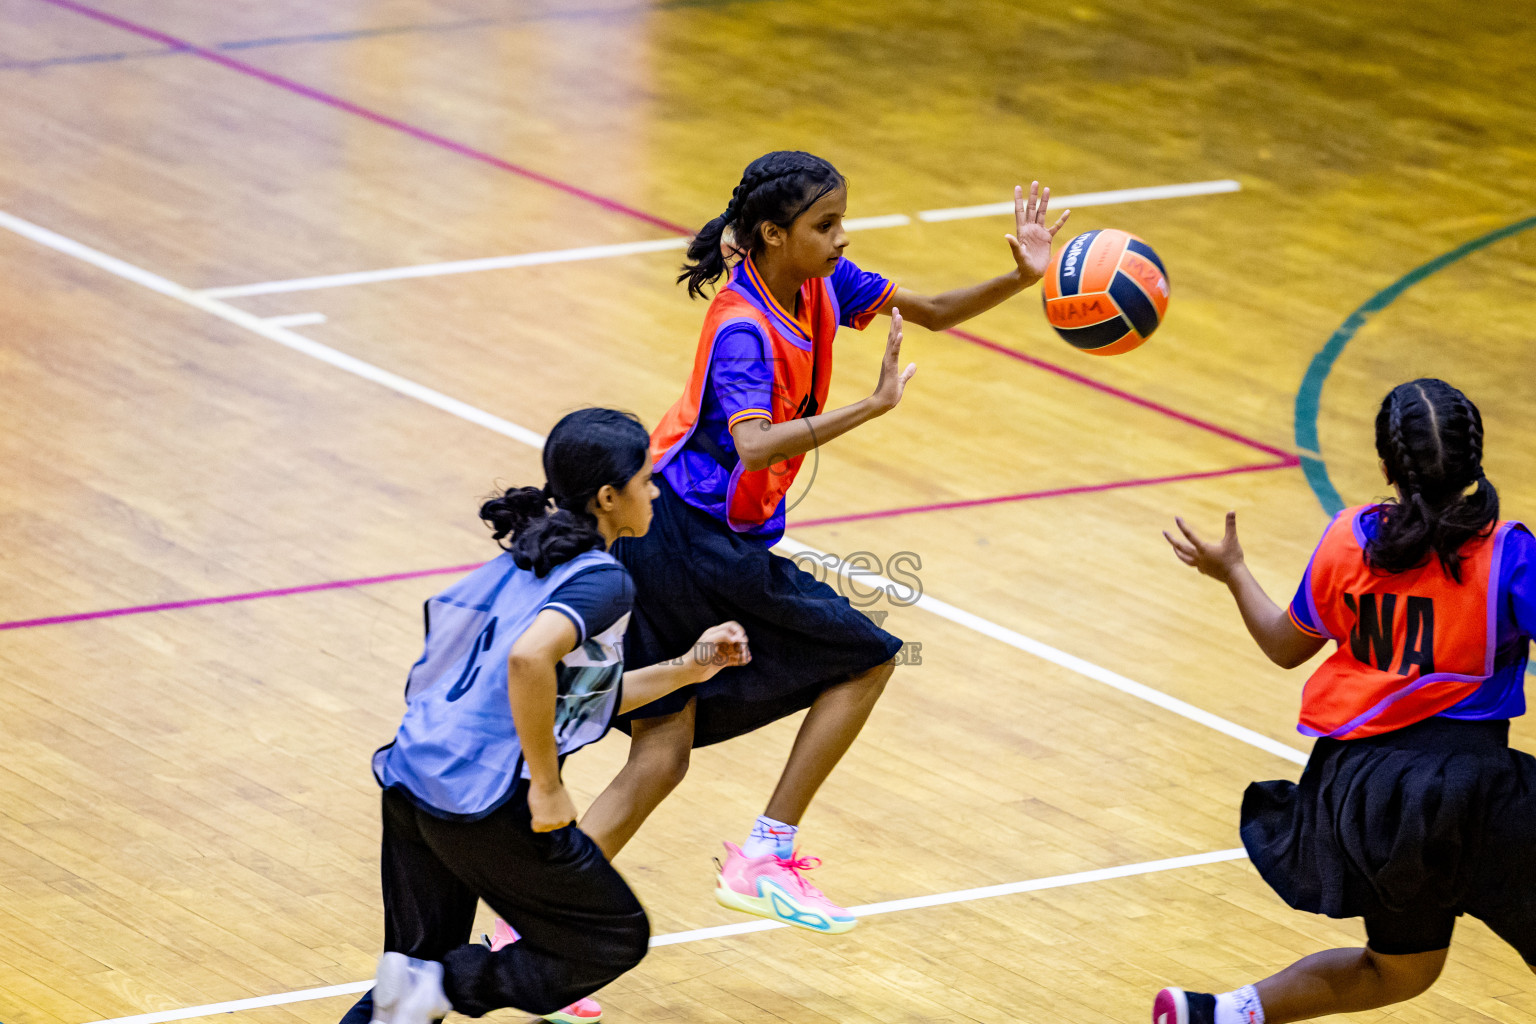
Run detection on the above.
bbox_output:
[731,309,916,471]
[879,182,1070,331]
[1164,511,1328,669]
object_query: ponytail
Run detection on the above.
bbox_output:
[679,211,733,300]
[1366,378,1499,582]
[678,150,846,299]
[479,485,550,543]
[479,409,650,577]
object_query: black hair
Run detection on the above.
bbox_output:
[479,408,650,577]
[678,150,846,299]
[1366,378,1499,582]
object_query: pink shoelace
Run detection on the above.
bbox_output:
[774,851,825,897]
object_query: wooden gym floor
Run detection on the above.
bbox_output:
[1,1,1534,1022]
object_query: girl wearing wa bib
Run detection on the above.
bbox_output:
[1154,380,1536,1024]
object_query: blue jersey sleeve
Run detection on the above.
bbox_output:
[1288,514,1344,639]
[543,565,634,644]
[1288,576,1327,638]
[1505,525,1536,641]
[830,257,897,330]
[710,323,775,429]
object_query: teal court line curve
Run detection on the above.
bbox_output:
[1294,213,1536,515]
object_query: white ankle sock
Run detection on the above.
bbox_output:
[1215,985,1265,1024]
[742,815,797,858]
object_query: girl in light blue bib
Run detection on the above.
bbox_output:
[341,409,749,1024]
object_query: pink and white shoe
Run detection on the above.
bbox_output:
[483,918,603,1023]
[541,997,603,1024]
[713,841,857,934]
[1153,987,1216,1024]
[482,917,520,951]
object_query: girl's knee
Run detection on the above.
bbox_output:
[628,733,691,790]
[601,908,651,976]
[622,912,651,971]
[1364,946,1446,1000]
[858,659,896,693]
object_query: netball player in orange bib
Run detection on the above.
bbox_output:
[1154,379,1536,1024]
[578,151,1067,933]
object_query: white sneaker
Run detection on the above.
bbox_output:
[372,951,452,1024]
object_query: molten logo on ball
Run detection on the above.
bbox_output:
[1060,232,1091,279]
[1042,228,1169,356]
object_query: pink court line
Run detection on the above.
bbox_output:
[944,328,1292,461]
[37,0,1289,467]
[35,0,1288,468]
[33,0,692,236]
[0,460,1299,633]
[0,564,480,632]
[794,457,1299,529]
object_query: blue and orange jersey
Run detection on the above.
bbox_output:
[1288,504,1536,739]
[650,255,896,543]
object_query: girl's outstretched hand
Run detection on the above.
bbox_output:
[1164,511,1246,584]
[871,307,918,413]
[1006,181,1071,285]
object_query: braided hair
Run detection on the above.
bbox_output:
[479,408,650,577]
[1367,378,1499,581]
[678,151,846,299]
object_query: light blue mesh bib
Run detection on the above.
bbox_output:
[373,549,626,818]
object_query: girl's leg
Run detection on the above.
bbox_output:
[579,698,698,860]
[763,660,894,824]
[1252,946,1447,1023]
[712,662,893,934]
[339,790,479,1024]
[1157,903,1455,1022]
[418,795,650,1017]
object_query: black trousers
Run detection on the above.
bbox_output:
[339,786,650,1021]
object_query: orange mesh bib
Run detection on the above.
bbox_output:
[1299,505,1512,739]
[650,263,836,532]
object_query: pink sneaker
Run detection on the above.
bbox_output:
[713,841,857,934]
[483,919,603,1023]
[542,997,603,1024]
[482,917,520,950]
[1153,987,1215,1024]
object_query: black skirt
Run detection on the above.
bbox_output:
[1242,716,1536,925]
[609,477,904,747]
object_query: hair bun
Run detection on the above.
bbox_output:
[479,485,549,543]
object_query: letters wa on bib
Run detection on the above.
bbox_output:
[1242,504,1536,937]
[611,255,903,746]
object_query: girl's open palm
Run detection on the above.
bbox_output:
[1164,511,1246,584]
[1006,181,1072,283]
[872,307,917,413]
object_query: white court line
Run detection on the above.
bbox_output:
[842,212,912,231]
[917,179,1243,222]
[202,236,691,298]
[0,206,1306,1018]
[776,540,1310,767]
[264,311,327,328]
[0,207,1309,767]
[201,218,910,300]
[197,180,1239,299]
[80,848,1248,1024]
[0,210,545,450]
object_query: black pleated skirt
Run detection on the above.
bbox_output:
[1242,716,1536,925]
[609,477,903,747]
